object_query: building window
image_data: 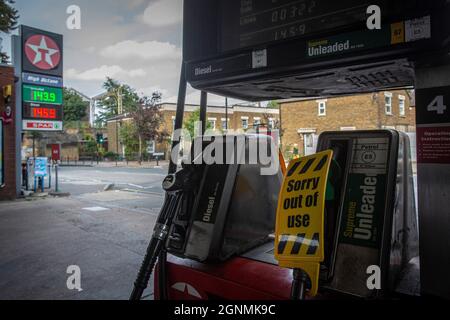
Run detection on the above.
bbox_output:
[268,118,275,129]
[253,117,261,128]
[385,93,393,115]
[241,117,249,129]
[147,141,156,154]
[399,96,406,117]
[317,100,327,116]
[208,118,216,130]
[172,116,176,129]
[221,118,229,130]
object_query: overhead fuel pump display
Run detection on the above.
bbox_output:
[220,0,379,52]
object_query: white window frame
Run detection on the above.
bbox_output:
[253,117,261,127]
[241,117,249,129]
[317,100,327,116]
[208,117,217,130]
[385,92,393,115]
[340,127,357,131]
[399,95,406,117]
[268,118,275,129]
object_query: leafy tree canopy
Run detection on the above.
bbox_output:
[63,87,88,123]
[0,0,19,63]
[95,77,140,126]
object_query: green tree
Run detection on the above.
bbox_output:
[95,77,140,127]
[63,88,88,123]
[183,108,213,139]
[267,100,280,109]
[130,92,168,163]
[0,0,18,63]
[119,122,139,158]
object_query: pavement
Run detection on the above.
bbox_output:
[0,166,167,300]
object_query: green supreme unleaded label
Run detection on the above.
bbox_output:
[339,138,389,249]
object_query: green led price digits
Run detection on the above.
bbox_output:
[23,85,62,105]
[33,90,56,103]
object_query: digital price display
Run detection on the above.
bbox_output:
[219,0,386,52]
[22,84,63,105]
[23,102,63,121]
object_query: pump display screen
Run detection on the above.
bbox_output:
[22,85,63,105]
[220,0,384,52]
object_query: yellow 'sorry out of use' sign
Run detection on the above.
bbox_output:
[275,150,333,297]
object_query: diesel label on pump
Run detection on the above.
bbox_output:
[339,138,389,248]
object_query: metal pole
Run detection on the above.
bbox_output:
[200,91,208,135]
[48,164,52,189]
[116,120,119,167]
[55,164,59,193]
[225,97,228,131]
[169,64,187,174]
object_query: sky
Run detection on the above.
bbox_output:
[2,0,247,106]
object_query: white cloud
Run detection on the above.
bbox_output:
[100,40,181,61]
[66,65,147,81]
[141,0,183,27]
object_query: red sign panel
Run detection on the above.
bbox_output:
[417,126,450,164]
[51,144,61,161]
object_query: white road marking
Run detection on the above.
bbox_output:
[82,207,109,212]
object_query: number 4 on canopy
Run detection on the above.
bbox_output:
[427,96,447,115]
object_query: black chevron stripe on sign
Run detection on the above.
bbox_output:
[314,155,329,172]
[287,161,302,177]
[278,233,320,256]
[299,158,315,174]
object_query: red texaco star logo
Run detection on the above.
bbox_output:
[24,35,61,70]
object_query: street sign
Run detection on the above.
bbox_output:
[51,144,61,161]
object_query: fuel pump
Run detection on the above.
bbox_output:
[131,134,283,300]
[317,130,419,298]
[275,130,419,299]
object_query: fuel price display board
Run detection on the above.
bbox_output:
[19,26,64,132]
[23,102,63,121]
[23,85,63,105]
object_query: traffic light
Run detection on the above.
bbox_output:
[96,133,104,144]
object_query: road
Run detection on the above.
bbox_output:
[0,166,167,300]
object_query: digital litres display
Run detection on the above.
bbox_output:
[220,0,385,52]
[22,84,63,105]
[23,102,63,121]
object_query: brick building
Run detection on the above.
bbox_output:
[280,90,416,157]
[0,65,17,200]
[107,103,280,158]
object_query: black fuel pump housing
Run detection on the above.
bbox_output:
[166,134,283,263]
[316,130,419,298]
